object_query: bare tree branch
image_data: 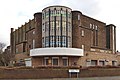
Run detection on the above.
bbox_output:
[0,42,6,66]
[0,42,6,53]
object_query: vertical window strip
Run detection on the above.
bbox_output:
[78,14,80,20]
[49,9,51,47]
[33,39,35,49]
[82,45,84,50]
[93,30,95,46]
[96,30,98,46]
[54,16,56,47]
[82,30,84,37]
[66,9,68,47]
[60,14,63,47]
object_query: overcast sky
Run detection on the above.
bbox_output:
[0,0,120,51]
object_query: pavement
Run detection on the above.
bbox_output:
[1,76,120,80]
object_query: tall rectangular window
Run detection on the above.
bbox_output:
[42,37,44,47]
[23,43,26,52]
[90,24,92,29]
[78,14,80,20]
[82,45,84,50]
[95,26,98,30]
[106,27,110,49]
[44,57,49,65]
[52,57,59,66]
[96,30,98,46]
[81,30,84,37]
[93,24,95,29]
[62,57,68,66]
[33,39,35,49]
[112,26,115,53]
[93,30,95,46]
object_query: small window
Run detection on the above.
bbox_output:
[91,60,97,66]
[33,31,35,34]
[86,60,91,66]
[52,57,59,66]
[23,43,26,52]
[90,24,92,28]
[78,14,80,20]
[82,30,84,36]
[44,57,49,65]
[42,37,44,43]
[62,57,68,66]
[93,24,95,29]
[82,45,85,49]
[99,60,105,66]
[112,61,117,66]
[32,39,35,49]
[29,26,31,29]
[95,26,98,30]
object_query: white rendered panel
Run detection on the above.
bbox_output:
[30,48,83,56]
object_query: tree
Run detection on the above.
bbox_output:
[0,42,5,53]
[0,42,6,66]
[2,48,13,66]
[0,42,14,66]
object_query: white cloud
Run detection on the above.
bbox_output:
[93,0,120,51]
[0,0,53,45]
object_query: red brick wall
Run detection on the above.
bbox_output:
[34,12,42,48]
[32,56,80,66]
[1,68,120,79]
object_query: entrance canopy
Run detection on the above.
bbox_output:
[30,48,84,57]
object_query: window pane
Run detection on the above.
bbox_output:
[63,59,68,66]
[53,58,58,65]
[112,61,117,66]
[45,59,49,65]
[86,61,91,66]
[91,60,97,66]
[99,61,105,66]
[82,30,84,36]
[78,14,80,20]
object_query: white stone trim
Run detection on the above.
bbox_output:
[30,48,84,57]
[62,57,68,59]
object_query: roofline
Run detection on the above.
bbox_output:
[82,14,106,24]
[42,5,72,11]
[106,24,116,28]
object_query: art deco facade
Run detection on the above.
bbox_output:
[10,6,117,67]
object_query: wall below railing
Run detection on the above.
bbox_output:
[1,66,120,79]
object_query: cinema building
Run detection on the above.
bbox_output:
[10,5,117,67]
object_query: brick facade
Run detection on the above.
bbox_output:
[10,6,118,67]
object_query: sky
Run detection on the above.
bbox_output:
[0,0,120,51]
